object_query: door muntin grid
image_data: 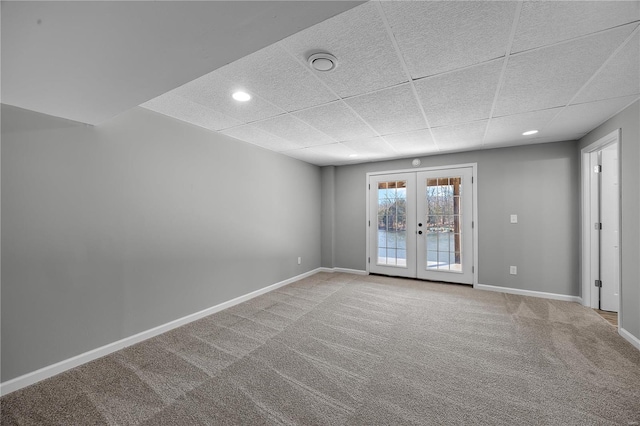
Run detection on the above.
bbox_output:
[425,177,463,272]
[377,180,407,267]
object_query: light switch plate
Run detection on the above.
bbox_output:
[510,214,518,223]
[510,266,517,275]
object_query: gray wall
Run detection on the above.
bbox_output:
[321,166,336,268]
[579,100,640,341]
[329,140,580,295]
[1,104,322,382]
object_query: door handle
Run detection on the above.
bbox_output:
[418,230,423,235]
[418,223,423,227]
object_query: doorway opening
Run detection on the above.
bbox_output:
[366,164,478,286]
[581,129,621,325]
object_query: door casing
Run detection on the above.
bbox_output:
[580,129,622,322]
[365,163,478,287]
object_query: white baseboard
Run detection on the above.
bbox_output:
[0,268,323,396]
[317,267,368,275]
[619,328,640,351]
[475,283,582,303]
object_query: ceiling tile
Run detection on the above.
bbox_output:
[342,137,397,160]
[282,143,358,166]
[220,125,300,152]
[431,121,488,152]
[216,44,338,112]
[414,59,503,128]
[484,108,561,148]
[544,95,640,136]
[494,24,636,117]
[344,84,426,136]
[252,115,336,148]
[279,2,407,98]
[381,1,516,78]
[383,129,439,156]
[292,101,377,142]
[573,32,640,105]
[530,133,586,145]
[172,72,285,123]
[141,92,242,131]
[512,1,640,53]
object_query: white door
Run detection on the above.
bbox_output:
[368,167,474,284]
[369,173,416,278]
[600,143,620,312]
[416,168,474,284]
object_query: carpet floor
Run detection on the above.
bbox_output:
[2,272,640,425]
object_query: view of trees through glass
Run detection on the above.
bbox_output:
[426,177,462,271]
[376,177,464,272]
[377,181,407,266]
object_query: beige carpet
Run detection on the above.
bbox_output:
[2,272,640,425]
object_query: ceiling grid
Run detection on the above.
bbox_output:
[374,0,439,153]
[480,0,523,147]
[136,1,640,166]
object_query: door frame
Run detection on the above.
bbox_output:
[365,163,478,287]
[580,129,621,322]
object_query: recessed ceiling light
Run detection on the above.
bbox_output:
[348,154,358,158]
[308,52,338,72]
[232,91,251,102]
[522,130,538,136]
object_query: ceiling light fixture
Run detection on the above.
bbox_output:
[348,154,358,158]
[522,130,538,136]
[232,91,251,102]
[308,52,338,72]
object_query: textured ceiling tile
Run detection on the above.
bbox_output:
[173,72,285,123]
[216,44,337,112]
[414,60,503,128]
[279,2,407,98]
[513,1,640,53]
[344,84,426,136]
[430,121,488,152]
[292,101,377,142]
[494,24,636,117]
[381,1,516,78]
[141,93,242,131]
[484,108,561,147]
[530,133,586,145]
[383,129,438,156]
[252,115,336,148]
[282,143,358,166]
[342,137,397,160]
[544,95,639,136]
[573,32,640,105]
[220,125,300,152]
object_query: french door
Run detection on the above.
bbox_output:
[369,167,474,284]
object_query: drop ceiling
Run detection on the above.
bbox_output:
[143,1,640,166]
[1,1,363,125]
[3,1,639,166]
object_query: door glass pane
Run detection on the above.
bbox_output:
[377,180,407,267]
[425,176,462,272]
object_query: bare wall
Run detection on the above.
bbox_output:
[579,100,640,341]
[328,140,580,296]
[1,105,322,382]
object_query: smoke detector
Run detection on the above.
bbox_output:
[308,52,338,72]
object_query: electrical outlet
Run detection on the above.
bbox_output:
[297,257,302,265]
[510,266,517,275]
[510,214,518,223]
